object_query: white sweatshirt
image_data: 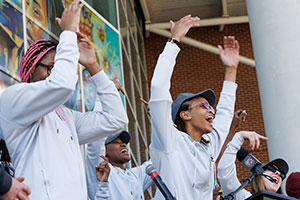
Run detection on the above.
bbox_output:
[0,31,128,200]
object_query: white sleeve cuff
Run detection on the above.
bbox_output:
[221,81,238,95]
[59,31,77,43]
[162,42,181,58]
[90,71,111,90]
[229,132,245,150]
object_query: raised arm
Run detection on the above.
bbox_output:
[94,156,111,200]
[0,1,83,126]
[207,36,240,158]
[218,131,267,198]
[68,34,128,144]
[86,136,107,200]
[149,15,200,151]
[219,36,240,83]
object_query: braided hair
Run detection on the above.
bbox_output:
[20,39,57,82]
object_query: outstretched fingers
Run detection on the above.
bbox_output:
[218,45,224,55]
[238,131,268,150]
[170,15,200,41]
[59,0,83,32]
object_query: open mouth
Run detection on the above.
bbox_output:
[206,115,214,123]
[120,148,128,154]
[271,176,279,184]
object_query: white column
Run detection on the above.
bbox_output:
[246,0,300,177]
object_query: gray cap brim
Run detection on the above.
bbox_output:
[105,131,130,145]
[171,89,216,122]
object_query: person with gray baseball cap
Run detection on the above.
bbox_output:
[148,15,239,200]
[86,130,153,200]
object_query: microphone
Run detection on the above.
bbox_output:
[145,164,176,200]
[224,149,265,200]
[237,148,264,175]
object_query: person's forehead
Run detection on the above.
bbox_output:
[41,50,56,62]
[190,96,208,103]
[112,137,122,143]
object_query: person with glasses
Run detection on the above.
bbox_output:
[217,131,289,199]
[0,1,128,199]
[149,15,240,199]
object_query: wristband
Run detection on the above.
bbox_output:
[168,38,181,47]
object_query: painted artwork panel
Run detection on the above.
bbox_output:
[0,70,19,95]
[25,0,64,37]
[80,6,123,110]
[64,66,84,112]
[26,18,58,44]
[62,0,123,111]
[0,0,23,79]
[8,0,21,8]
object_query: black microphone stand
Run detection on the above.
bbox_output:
[224,172,257,200]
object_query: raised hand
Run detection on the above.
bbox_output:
[56,0,83,32]
[218,36,240,69]
[1,177,31,200]
[237,131,268,150]
[140,98,150,116]
[230,109,247,131]
[170,15,200,42]
[112,76,125,95]
[96,155,111,182]
[75,32,101,75]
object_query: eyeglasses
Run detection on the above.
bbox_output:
[188,101,215,113]
[266,165,285,179]
[38,63,54,74]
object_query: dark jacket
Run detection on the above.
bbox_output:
[0,164,12,195]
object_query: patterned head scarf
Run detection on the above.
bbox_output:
[20,39,57,82]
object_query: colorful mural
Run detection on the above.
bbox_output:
[63,0,123,111]
[0,70,19,94]
[0,0,23,78]
[8,0,21,8]
[0,0,122,111]
[25,0,63,38]
[80,4,123,110]
[81,5,122,83]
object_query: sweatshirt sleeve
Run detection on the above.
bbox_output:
[208,81,237,159]
[0,31,79,127]
[139,160,154,191]
[70,71,128,144]
[94,182,110,200]
[217,133,251,199]
[149,42,180,152]
[86,137,107,200]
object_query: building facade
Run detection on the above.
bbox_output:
[0,0,274,198]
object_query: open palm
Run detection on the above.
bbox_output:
[76,32,97,67]
[218,36,239,68]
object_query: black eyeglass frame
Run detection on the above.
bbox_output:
[266,164,285,179]
[38,63,54,74]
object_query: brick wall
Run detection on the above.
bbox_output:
[144,23,269,191]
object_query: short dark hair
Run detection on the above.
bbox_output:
[174,99,192,133]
